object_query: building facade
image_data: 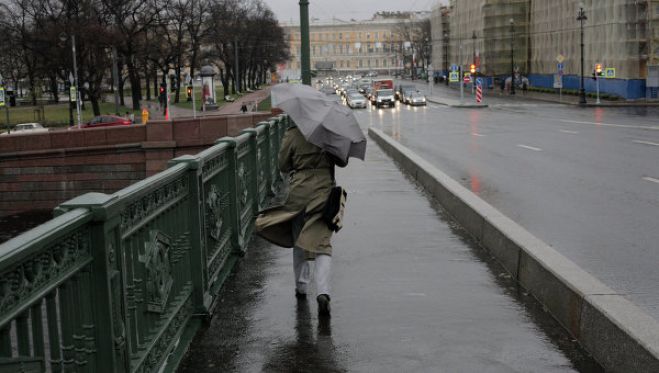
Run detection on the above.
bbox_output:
[430,0,659,99]
[280,12,429,79]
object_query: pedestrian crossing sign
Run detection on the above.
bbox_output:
[449,71,459,82]
[605,68,616,79]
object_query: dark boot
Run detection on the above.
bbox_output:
[317,294,331,317]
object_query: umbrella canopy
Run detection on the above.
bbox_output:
[272,83,367,162]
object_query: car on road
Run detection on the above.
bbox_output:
[1,122,48,135]
[346,93,368,109]
[401,89,418,105]
[408,92,427,106]
[374,89,395,108]
[81,115,132,129]
[395,84,416,101]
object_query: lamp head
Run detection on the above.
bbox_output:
[509,18,514,25]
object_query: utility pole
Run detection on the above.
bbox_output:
[112,46,120,114]
[459,43,464,104]
[510,18,516,95]
[577,2,588,105]
[235,37,240,92]
[444,33,449,86]
[72,35,82,128]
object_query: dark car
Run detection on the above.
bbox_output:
[395,84,415,101]
[81,115,132,129]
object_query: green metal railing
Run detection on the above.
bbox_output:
[0,116,290,373]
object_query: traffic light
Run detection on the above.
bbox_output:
[593,64,603,80]
[470,64,476,74]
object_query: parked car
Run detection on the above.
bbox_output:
[408,91,427,106]
[346,93,368,109]
[0,122,48,135]
[81,115,132,129]
[374,89,395,108]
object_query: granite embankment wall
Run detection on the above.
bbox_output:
[0,113,270,216]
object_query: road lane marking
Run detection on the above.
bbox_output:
[560,129,580,134]
[517,144,543,152]
[560,119,659,131]
[643,177,659,185]
[471,133,485,137]
[632,140,659,147]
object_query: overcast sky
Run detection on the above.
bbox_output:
[266,0,447,23]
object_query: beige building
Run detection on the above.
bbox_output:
[530,0,657,79]
[430,0,659,98]
[280,12,429,78]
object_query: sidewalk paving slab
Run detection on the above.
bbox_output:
[177,139,601,372]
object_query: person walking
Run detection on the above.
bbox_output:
[240,103,248,113]
[256,122,344,317]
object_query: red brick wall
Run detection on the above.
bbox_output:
[0,113,271,216]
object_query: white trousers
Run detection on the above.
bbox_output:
[293,247,331,297]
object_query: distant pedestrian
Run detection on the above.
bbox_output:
[240,103,248,113]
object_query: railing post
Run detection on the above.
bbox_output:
[168,155,210,314]
[215,137,245,254]
[55,193,129,373]
[240,128,260,219]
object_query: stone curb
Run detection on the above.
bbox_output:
[368,127,659,373]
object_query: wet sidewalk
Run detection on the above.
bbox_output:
[178,140,600,372]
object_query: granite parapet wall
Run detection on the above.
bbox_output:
[0,113,270,216]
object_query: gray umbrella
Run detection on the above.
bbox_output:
[271,83,367,162]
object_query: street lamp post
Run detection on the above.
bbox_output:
[60,32,82,128]
[510,18,515,95]
[472,31,477,96]
[444,33,449,86]
[577,2,588,105]
[299,0,311,86]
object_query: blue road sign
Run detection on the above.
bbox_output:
[451,64,458,72]
[475,78,483,86]
[557,63,564,71]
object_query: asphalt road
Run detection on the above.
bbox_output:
[352,82,659,320]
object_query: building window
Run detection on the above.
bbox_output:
[383,59,388,67]
[375,32,378,40]
[339,32,343,40]
[375,59,379,67]
[359,60,363,67]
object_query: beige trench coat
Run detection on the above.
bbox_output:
[255,126,334,256]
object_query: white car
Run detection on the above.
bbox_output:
[408,92,427,106]
[347,93,367,109]
[1,123,48,135]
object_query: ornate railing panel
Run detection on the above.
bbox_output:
[0,115,290,373]
[0,209,95,373]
